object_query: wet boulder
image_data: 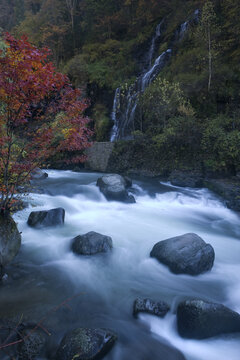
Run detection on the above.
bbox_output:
[18,327,46,360]
[0,215,21,271]
[123,176,132,188]
[97,174,135,203]
[27,207,65,228]
[177,299,240,339]
[56,328,117,360]
[72,231,113,255]
[133,298,170,318]
[30,167,48,180]
[150,233,214,275]
[169,170,203,188]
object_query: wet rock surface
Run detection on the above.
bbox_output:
[18,326,46,360]
[30,168,48,180]
[72,231,113,255]
[56,328,117,360]
[177,299,240,339]
[27,207,65,228]
[205,178,240,212]
[133,298,170,318]
[169,170,203,188]
[0,215,21,269]
[150,233,215,275]
[97,174,136,203]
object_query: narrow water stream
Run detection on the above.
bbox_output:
[3,170,240,359]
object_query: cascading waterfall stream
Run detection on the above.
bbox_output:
[110,19,166,141]
[110,11,199,141]
[8,169,240,360]
[110,88,121,142]
[147,20,163,69]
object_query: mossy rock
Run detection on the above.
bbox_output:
[0,215,21,269]
[56,328,117,360]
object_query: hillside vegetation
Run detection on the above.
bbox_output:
[1,0,240,175]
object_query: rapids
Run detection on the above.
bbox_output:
[3,170,240,359]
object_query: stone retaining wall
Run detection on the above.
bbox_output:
[85,142,114,172]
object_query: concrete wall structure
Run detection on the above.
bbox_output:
[85,142,114,172]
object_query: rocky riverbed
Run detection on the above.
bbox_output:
[0,170,240,359]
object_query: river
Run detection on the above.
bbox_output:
[3,170,240,359]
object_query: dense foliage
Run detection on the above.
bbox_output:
[0,33,91,213]
[0,0,240,175]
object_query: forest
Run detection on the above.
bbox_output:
[1,2,240,360]
[1,0,240,176]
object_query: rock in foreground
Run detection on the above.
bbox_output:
[27,208,65,228]
[133,298,170,318]
[0,215,21,269]
[72,231,113,255]
[18,327,46,360]
[150,233,214,275]
[56,328,117,360]
[177,299,240,339]
[97,174,135,203]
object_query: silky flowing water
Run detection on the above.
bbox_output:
[2,170,240,359]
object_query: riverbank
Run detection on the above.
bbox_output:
[82,141,240,213]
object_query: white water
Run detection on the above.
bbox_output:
[110,88,121,142]
[147,20,163,68]
[11,170,240,359]
[141,49,172,91]
[110,19,165,141]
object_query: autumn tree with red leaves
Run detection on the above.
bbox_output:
[0,33,92,214]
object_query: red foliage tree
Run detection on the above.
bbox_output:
[0,33,92,214]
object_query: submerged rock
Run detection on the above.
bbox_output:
[133,298,170,318]
[150,233,215,275]
[72,231,113,255]
[97,174,136,203]
[177,299,240,339]
[27,207,65,228]
[18,327,46,360]
[30,167,48,180]
[0,215,21,270]
[56,328,117,360]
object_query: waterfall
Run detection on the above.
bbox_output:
[110,88,121,142]
[110,20,165,141]
[147,20,164,69]
[141,49,172,91]
[110,12,197,141]
[177,21,189,40]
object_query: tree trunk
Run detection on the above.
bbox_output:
[208,25,212,92]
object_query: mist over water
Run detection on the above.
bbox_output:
[8,170,240,359]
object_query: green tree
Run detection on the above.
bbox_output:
[141,77,192,133]
[196,0,219,92]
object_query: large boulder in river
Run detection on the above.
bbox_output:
[56,328,117,360]
[72,231,113,255]
[0,215,21,269]
[150,233,215,275]
[177,299,240,339]
[133,298,170,318]
[97,174,135,203]
[27,208,65,228]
